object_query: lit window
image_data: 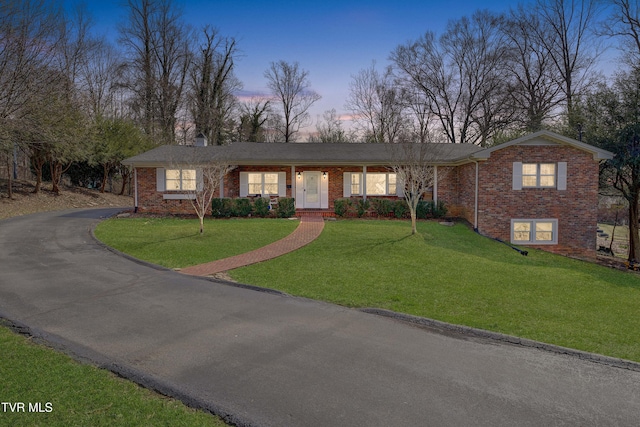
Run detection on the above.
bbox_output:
[511,219,557,245]
[351,173,361,195]
[248,172,279,195]
[366,173,387,195]
[166,169,196,191]
[348,173,396,196]
[522,163,556,188]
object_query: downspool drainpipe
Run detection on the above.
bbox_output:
[134,167,138,213]
[474,160,478,231]
[473,159,528,256]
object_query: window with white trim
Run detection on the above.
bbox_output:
[350,173,361,196]
[166,169,196,191]
[350,172,397,196]
[511,219,558,245]
[248,172,278,195]
[522,163,556,188]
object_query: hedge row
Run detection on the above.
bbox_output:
[212,197,296,218]
[334,198,447,219]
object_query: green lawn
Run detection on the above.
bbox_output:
[0,324,227,426]
[96,218,640,363]
[94,217,299,268]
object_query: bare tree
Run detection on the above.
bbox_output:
[346,63,409,143]
[79,40,124,119]
[501,6,564,131]
[603,0,640,67]
[391,10,509,146]
[264,60,321,142]
[389,144,449,234]
[119,0,191,144]
[189,26,241,145]
[309,109,353,143]
[0,0,61,197]
[237,97,271,142]
[534,0,602,128]
[170,150,233,234]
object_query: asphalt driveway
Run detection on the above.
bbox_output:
[1,208,639,426]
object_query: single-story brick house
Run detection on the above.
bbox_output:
[122,130,613,259]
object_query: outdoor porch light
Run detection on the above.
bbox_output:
[322,171,327,179]
[297,171,302,179]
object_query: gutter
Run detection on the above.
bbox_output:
[474,160,479,230]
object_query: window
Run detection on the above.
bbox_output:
[165,169,196,191]
[348,172,397,196]
[511,219,558,245]
[522,163,556,188]
[351,173,361,196]
[248,172,279,195]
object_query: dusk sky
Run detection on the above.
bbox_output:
[87,1,531,130]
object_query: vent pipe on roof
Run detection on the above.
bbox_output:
[195,133,208,147]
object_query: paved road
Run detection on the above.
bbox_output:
[1,208,639,426]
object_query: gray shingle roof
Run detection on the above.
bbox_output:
[122,142,485,167]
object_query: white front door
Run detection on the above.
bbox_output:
[303,172,321,208]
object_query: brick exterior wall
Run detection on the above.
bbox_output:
[474,145,599,259]
[134,145,601,258]
[135,167,213,215]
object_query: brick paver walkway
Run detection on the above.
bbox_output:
[180,215,325,276]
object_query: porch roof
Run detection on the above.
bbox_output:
[122,141,485,167]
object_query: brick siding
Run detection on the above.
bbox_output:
[135,145,601,258]
[474,145,599,259]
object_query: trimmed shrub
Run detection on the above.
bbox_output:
[212,198,234,218]
[371,198,394,217]
[253,197,271,217]
[334,198,351,217]
[432,200,447,218]
[355,198,370,217]
[276,197,296,218]
[233,198,253,217]
[393,200,408,219]
[416,200,448,219]
[416,201,430,219]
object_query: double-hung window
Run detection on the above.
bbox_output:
[240,171,285,197]
[513,162,566,190]
[511,219,558,245]
[165,169,196,191]
[346,172,397,196]
[248,172,278,195]
[522,163,556,188]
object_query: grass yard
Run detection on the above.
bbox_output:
[95,217,299,268]
[96,218,640,363]
[0,324,227,427]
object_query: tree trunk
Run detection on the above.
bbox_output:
[119,168,130,196]
[50,162,61,194]
[199,215,204,235]
[411,210,417,235]
[5,154,13,199]
[100,163,109,193]
[31,155,45,194]
[628,191,640,261]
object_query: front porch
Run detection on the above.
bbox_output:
[295,209,335,218]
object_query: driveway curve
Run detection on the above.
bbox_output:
[1,208,639,427]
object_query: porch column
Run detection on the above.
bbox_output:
[219,170,224,198]
[291,165,296,199]
[362,165,367,201]
[433,165,438,204]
